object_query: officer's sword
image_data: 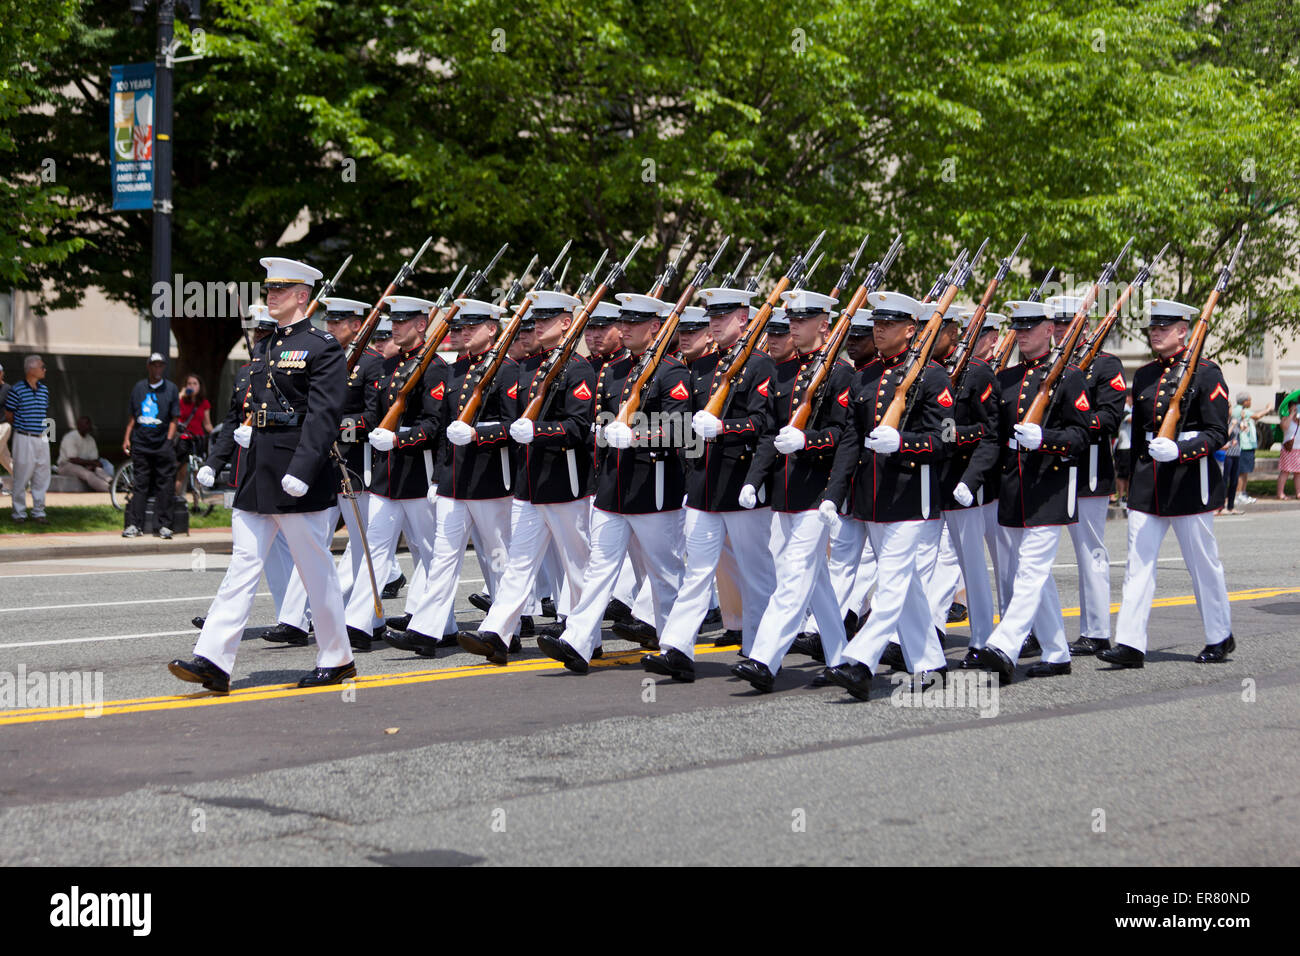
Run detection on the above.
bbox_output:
[330,441,383,618]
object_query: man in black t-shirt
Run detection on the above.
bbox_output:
[123,352,181,538]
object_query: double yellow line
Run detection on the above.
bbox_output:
[2,586,1294,727]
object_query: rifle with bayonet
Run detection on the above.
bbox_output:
[948,234,1026,387]
[993,266,1055,372]
[495,254,539,308]
[519,237,645,422]
[650,234,692,298]
[878,241,987,430]
[457,241,572,427]
[789,233,903,430]
[1156,228,1248,441]
[344,237,433,371]
[1074,242,1170,373]
[702,231,825,419]
[1021,237,1133,427]
[377,242,508,432]
[613,236,732,425]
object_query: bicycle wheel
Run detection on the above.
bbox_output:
[187,454,214,516]
[110,461,134,512]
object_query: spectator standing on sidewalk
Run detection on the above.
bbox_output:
[4,355,51,523]
[1277,402,1300,500]
[1232,393,1269,504]
[174,373,213,495]
[1218,409,1242,516]
[57,416,112,492]
[122,352,180,538]
[0,363,12,479]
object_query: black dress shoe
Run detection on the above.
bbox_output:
[1069,636,1110,655]
[508,634,522,654]
[1098,644,1145,668]
[381,573,406,599]
[191,616,205,629]
[731,659,775,693]
[535,621,565,639]
[612,620,659,649]
[641,647,695,682]
[437,631,460,648]
[958,647,983,669]
[713,629,742,647]
[843,609,859,637]
[540,597,558,618]
[910,665,949,692]
[605,597,634,624]
[1025,660,1071,678]
[167,655,230,694]
[810,670,834,687]
[1195,635,1235,663]
[1021,633,1041,657]
[824,661,874,701]
[946,602,968,624]
[458,630,510,666]
[537,634,589,674]
[879,641,906,672]
[298,662,357,687]
[263,622,309,646]
[347,626,374,653]
[698,607,724,633]
[591,645,603,659]
[383,628,439,657]
[385,613,412,631]
[518,615,535,636]
[789,632,824,661]
[468,591,492,613]
[979,645,1016,684]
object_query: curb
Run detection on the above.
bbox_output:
[0,530,352,563]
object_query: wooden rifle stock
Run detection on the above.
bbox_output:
[788,283,868,429]
[702,276,791,418]
[877,280,963,430]
[992,330,1017,372]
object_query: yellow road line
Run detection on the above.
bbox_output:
[2,585,1295,728]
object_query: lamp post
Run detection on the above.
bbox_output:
[130,0,201,374]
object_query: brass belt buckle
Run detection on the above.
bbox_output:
[255,409,267,428]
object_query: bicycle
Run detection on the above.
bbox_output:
[109,450,215,516]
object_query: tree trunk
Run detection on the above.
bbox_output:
[171,313,245,408]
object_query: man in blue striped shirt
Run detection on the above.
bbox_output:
[4,355,51,523]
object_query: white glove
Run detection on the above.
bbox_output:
[233,424,252,448]
[368,427,396,452]
[692,410,721,440]
[738,484,758,509]
[281,474,308,498]
[773,425,806,455]
[197,465,215,488]
[817,499,841,529]
[446,421,475,446]
[953,482,974,507]
[510,418,535,444]
[1148,436,1179,462]
[866,425,900,455]
[605,421,633,449]
[1013,422,1042,451]
[426,484,438,504]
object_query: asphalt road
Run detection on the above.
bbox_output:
[0,509,1296,866]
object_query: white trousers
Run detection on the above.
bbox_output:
[482,498,591,638]
[843,520,945,672]
[985,525,1070,665]
[345,495,437,632]
[659,507,776,659]
[10,432,51,518]
[280,493,363,631]
[918,520,963,633]
[980,502,1004,612]
[1067,495,1112,640]
[942,505,995,648]
[264,532,294,619]
[1114,510,1231,652]
[194,508,350,674]
[716,541,745,630]
[749,511,846,675]
[407,495,513,636]
[562,508,686,661]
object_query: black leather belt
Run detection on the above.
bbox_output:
[254,410,303,427]
[15,429,45,438]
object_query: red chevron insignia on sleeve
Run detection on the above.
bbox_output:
[756,377,770,397]
[1109,372,1126,391]
[937,388,954,408]
[507,382,518,399]
[980,383,993,403]
[1075,391,1091,411]
[429,382,445,400]
[670,381,690,401]
[837,388,850,407]
[1209,383,1227,403]
[573,381,593,402]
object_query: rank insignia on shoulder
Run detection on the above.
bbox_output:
[980,383,993,402]
[837,388,850,407]
[573,381,593,402]
[670,381,690,401]
[1075,391,1091,411]
[507,382,519,399]
[1109,372,1126,391]
[937,387,954,408]
[430,381,445,400]
[1209,383,1227,402]
[756,377,770,397]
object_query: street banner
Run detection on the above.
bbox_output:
[110,62,155,211]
